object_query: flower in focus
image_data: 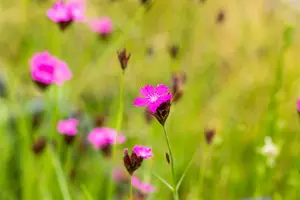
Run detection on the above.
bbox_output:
[88,128,126,156]
[123,146,153,175]
[259,136,280,167]
[89,17,113,37]
[30,51,72,89]
[132,176,156,198]
[133,84,172,113]
[47,0,85,30]
[133,145,153,159]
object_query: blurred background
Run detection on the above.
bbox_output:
[0,0,300,199]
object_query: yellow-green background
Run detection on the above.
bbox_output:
[0,0,300,199]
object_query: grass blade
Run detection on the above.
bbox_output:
[49,147,72,200]
[176,151,196,190]
[152,172,174,191]
[80,184,94,200]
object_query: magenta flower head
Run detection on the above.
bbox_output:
[132,176,156,196]
[89,17,113,38]
[297,99,300,114]
[30,51,72,89]
[87,128,126,157]
[47,0,85,31]
[123,146,153,175]
[133,84,172,126]
[57,118,79,144]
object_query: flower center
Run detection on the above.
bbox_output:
[149,94,158,103]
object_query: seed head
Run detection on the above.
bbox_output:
[117,49,131,71]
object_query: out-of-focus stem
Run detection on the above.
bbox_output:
[106,71,125,200]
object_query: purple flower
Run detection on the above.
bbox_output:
[133,84,172,113]
[87,128,126,150]
[133,145,153,159]
[132,176,156,194]
[57,118,78,136]
[89,17,113,36]
[30,51,72,87]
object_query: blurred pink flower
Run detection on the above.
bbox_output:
[133,145,153,159]
[30,51,72,86]
[297,99,300,112]
[112,168,129,182]
[47,2,71,23]
[133,84,172,113]
[57,118,79,136]
[131,176,156,194]
[29,51,72,85]
[89,17,113,35]
[47,0,86,30]
[87,128,126,150]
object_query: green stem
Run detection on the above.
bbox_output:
[197,145,213,198]
[64,146,73,176]
[106,71,125,200]
[130,177,133,200]
[163,126,179,200]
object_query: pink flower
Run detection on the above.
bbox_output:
[87,128,126,150]
[30,51,72,86]
[47,2,71,23]
[131,176,156,194]
[133,84,172,113]
[133,145,153,159]
[112,168,129,182]
[89,17,113,35]
[47,0,85,30]
[297,99,300,112]
[57,118,79,136]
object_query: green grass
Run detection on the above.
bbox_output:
[0,0,300,199]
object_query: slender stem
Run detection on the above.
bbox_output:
[197,145,213,198]
[106,71,125,200]
[163,126,179,200]
[129,176,133,200]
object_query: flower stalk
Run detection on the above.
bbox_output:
[163,126,179,200]
[106,70,125,200]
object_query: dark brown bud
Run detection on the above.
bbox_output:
[58,21,73,31]
[117,49,131,70]
[64,135,76,145]
[205,129,216,144]
[123,148,144,175]
[152,101,171,126]
[101,144,112,157]
[34,80,50,91]
[144,109,154,124]
[94,114,106,127]
[172,72,187,103]
[165,152,170,164]
[32,136,47,155]
[216,9,225,24]
[133,192,147,200]
[168,45,180,59]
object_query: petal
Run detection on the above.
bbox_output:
[133,97,149,107]
[147,103,159,113]
[155,84,170,95]
[140,85,155,97]
[158,93,172,102]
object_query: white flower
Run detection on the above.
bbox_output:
[259,136,280,167]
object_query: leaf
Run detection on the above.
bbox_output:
[80,184,94,200]
[152,172,174,191]
[48,147,72,200]
[176,151,196,190]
